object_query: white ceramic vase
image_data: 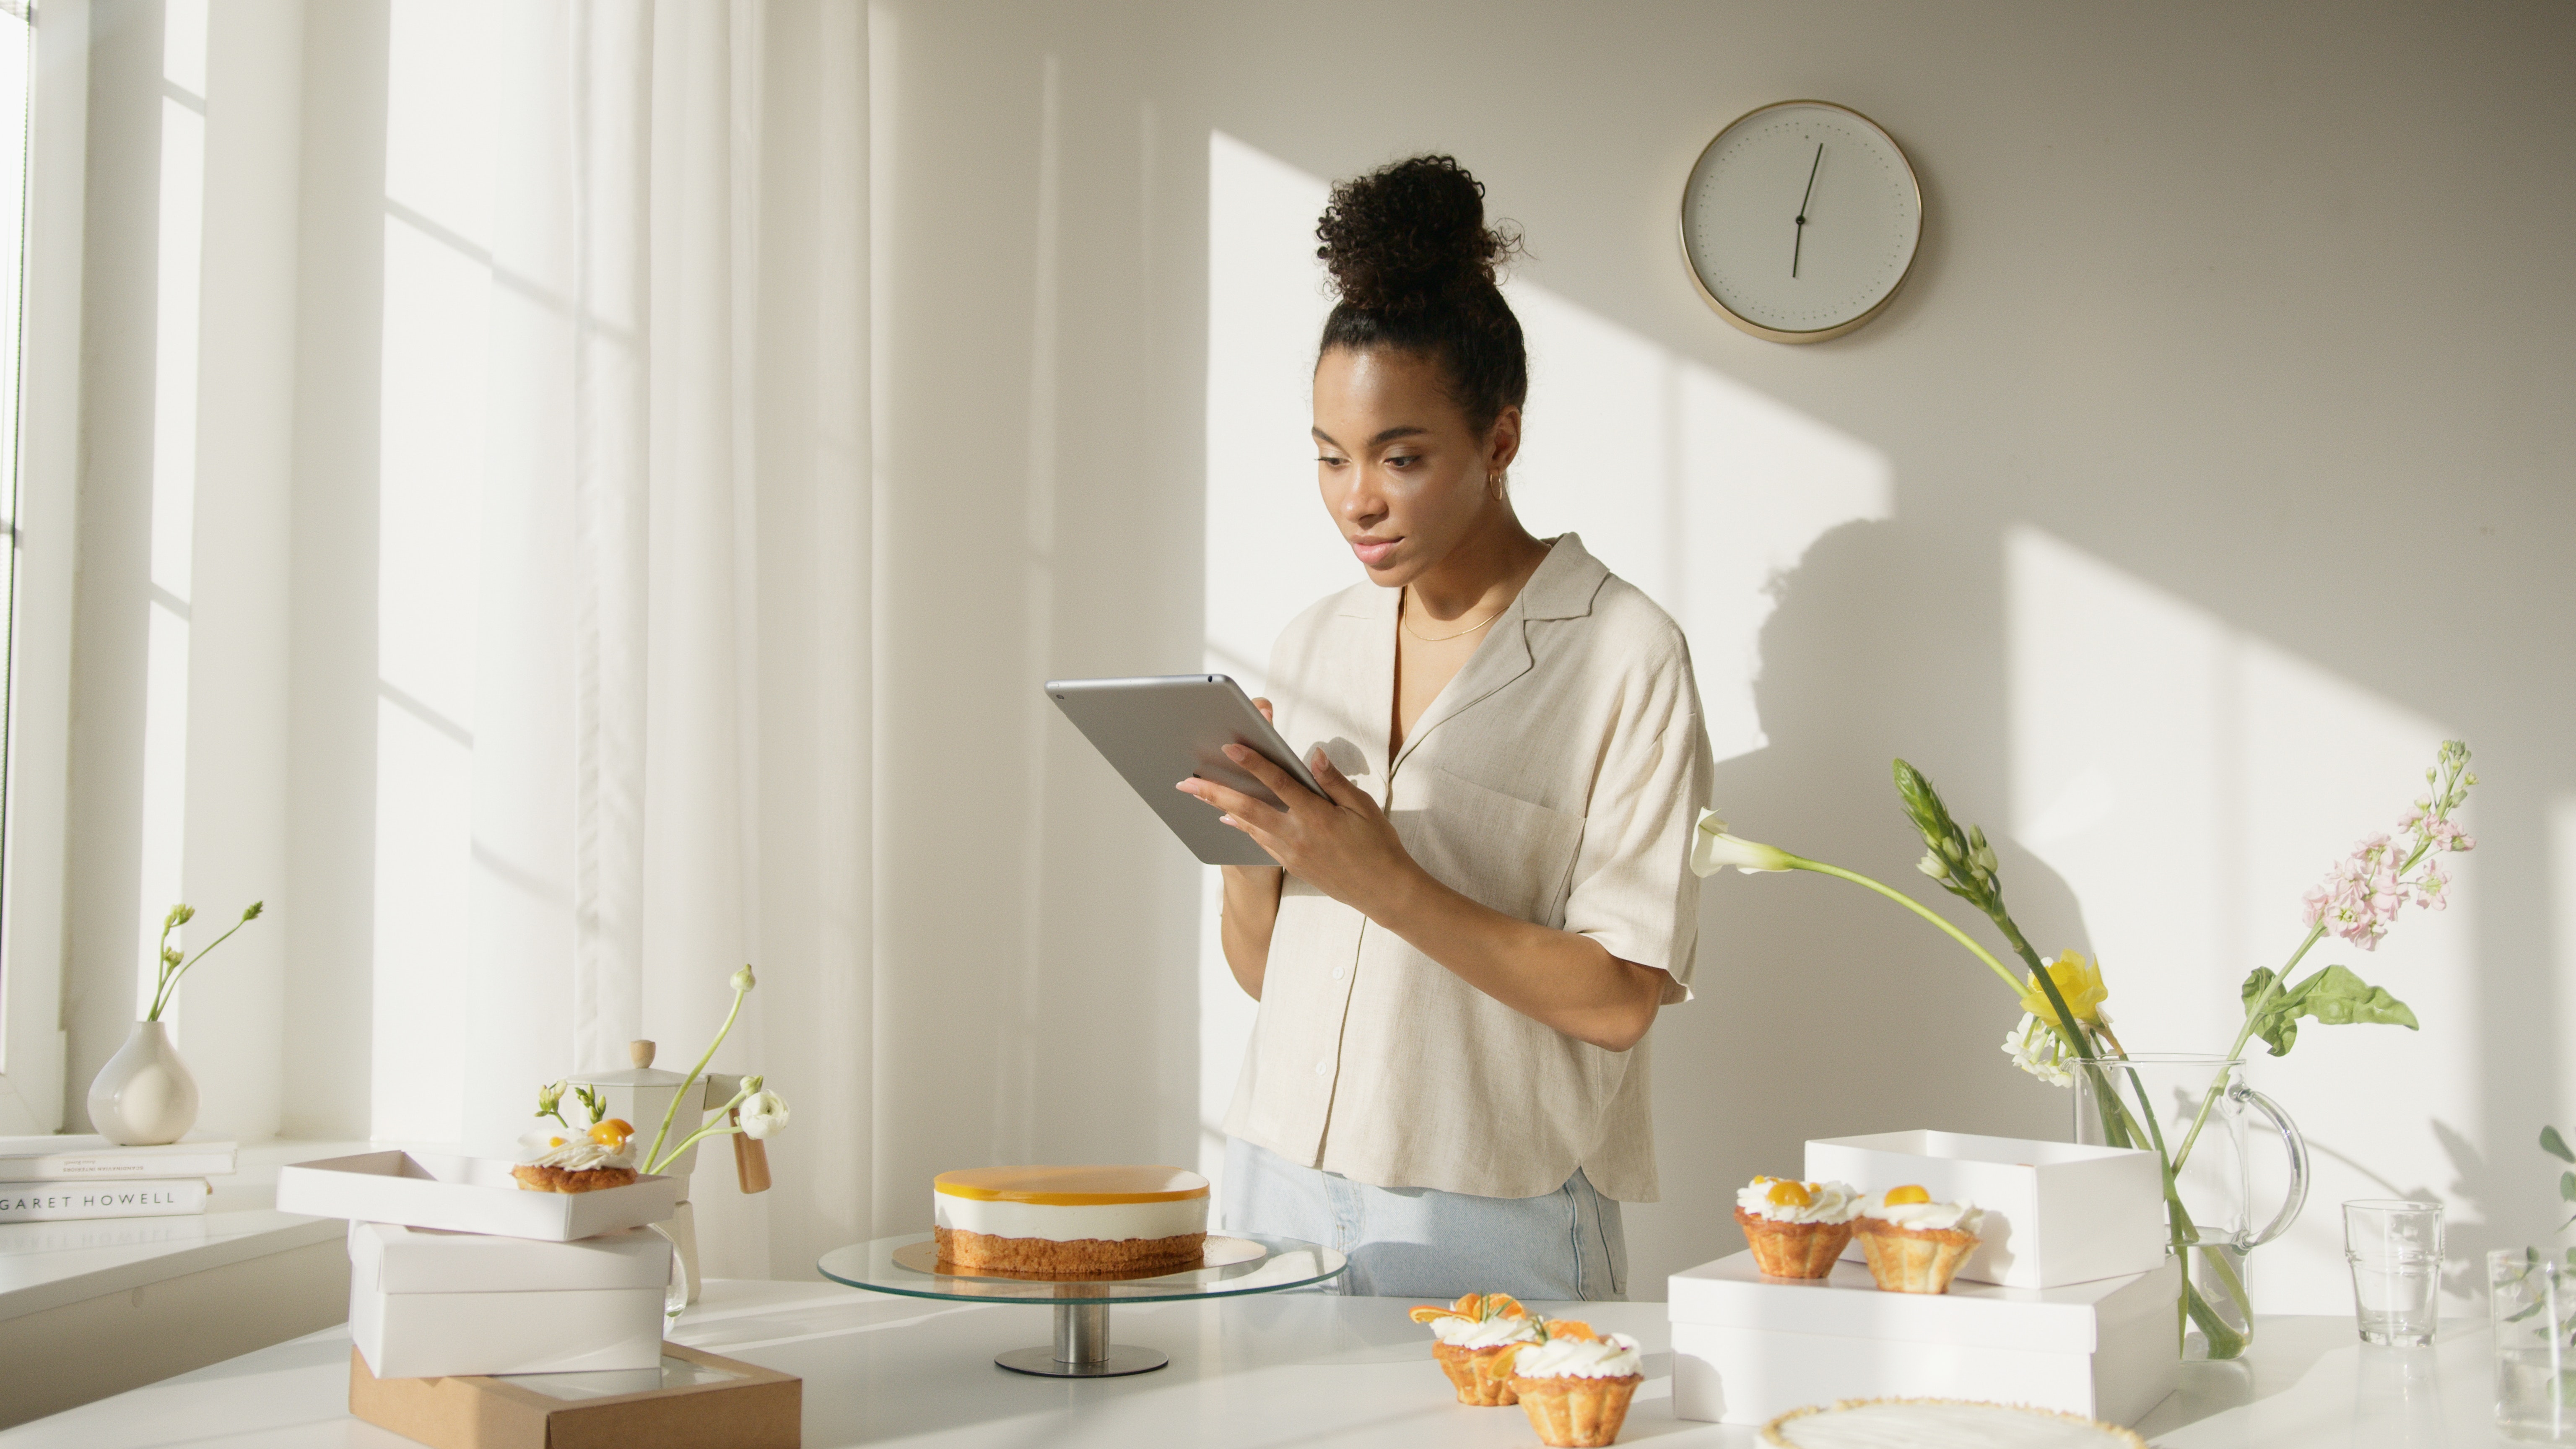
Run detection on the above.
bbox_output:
[87,1020,200,1146]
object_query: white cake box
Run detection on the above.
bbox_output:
[348,1221,671,1378]
[276,1150,679,1241]
[1669,1249,2179,1426]
[1804,1130,2166,1288]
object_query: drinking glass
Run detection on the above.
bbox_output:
[2491,1248,2576,1443]
[2345,1199,2441,1346]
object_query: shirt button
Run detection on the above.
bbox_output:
[1331,966,1347,981]
[1313,1059,1330,1077]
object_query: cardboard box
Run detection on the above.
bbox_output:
[349,1343,799,1449]
[277,1150,679,1241]
[350,1221,672,1378]
[1669,1249,2179,1426]
[1804,1130,2166,1288]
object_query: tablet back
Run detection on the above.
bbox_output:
[1045,675,1324,867]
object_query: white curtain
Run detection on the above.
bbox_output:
[460,0,869,1279]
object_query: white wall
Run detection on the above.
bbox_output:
[1133,0,2573,1310]
[36,0,2573,1314]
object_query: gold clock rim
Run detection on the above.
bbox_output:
[1678,98,1925,345]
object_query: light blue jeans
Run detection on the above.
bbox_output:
[1223,1137,1628,1301]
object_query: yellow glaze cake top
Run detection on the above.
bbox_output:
[934,1166,1210,1205]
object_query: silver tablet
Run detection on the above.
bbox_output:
[1045,674,1326,867]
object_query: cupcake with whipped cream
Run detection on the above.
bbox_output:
[512,1118,641,1193]
[1407,1293,1537,1405]
[1733,1176,1861,1278]
[1853,1184,1985,1293]
[1508,1318,1644,1447]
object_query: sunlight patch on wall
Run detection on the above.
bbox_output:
[1507,288,1890,763]
[1200,128,1890,1196]
[369,0,498,1143]
[2005,526,2477,1313]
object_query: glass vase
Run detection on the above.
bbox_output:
[2492,1248,2576,1443]
[2073,1053,2309,1361]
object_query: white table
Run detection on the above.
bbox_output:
[0,1279,2514,1446]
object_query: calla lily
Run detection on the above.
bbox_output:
[739,1089,790,1140]
[2019,950,2110,1026]
[1690,811,1795,876]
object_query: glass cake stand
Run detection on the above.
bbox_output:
[817,1231,1345,1377]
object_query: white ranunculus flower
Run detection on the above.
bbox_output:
[739,1089,790,1140]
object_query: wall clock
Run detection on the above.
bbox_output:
[1680,100,1923,343]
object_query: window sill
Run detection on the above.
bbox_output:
[0,1138,376,1428]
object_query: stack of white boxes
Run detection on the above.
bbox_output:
[278,1149,681,1378]
[1670,1130,2180,1427]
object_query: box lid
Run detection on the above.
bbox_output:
[1667,1250,2178,1353]
[1807,1129,2161,1175]
[351,1220,673,1294]
[276,1150,679,1241]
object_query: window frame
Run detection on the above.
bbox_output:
[0,0,89,1135]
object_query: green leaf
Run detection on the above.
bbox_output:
[2545,1125,2575,1163]
[2561,1171,2576,1204]
[2242,964,2418,1057]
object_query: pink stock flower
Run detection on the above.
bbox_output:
[2301,782,2477,949]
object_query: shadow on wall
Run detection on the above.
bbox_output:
[1633,513,2086,1298]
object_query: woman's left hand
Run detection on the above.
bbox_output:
[1178,747,1420,915]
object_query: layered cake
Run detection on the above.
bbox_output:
[932,1165,1209,1274]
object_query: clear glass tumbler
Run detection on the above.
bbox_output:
[2345,1199,2441,1345]
[2491,1248,2576,1443]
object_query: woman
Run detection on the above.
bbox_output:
[1177,156,1714,1302]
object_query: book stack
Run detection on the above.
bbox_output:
[0,1135,237,1223]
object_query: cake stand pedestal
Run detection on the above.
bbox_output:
[817,1231,1346,1379]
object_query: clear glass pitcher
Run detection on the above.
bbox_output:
[2072,1053,2310,1360]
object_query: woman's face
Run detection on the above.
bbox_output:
[1311,346,1519,588]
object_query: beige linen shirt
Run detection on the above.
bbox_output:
[1222,534,1713,1202]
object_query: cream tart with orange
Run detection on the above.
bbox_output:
[1509,1317,1645,1447]
[1853,1184,1985,1293]
[1407,1293,1537,1406]
[513,1117,641,1192]
[933,1166,1209,1274]
[1733,1175,1861,1278]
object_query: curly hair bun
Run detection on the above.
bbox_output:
[1316,155,1521,315]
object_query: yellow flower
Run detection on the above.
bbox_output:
[2019,950,2109,1024]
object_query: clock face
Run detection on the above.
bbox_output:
[1681,101,1922,342]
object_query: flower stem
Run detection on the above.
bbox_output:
[649,1083,755,1174]
[642,985,746,1176]
[2170,922,2326,1175]
[146,912,259,1021]
[1789,857,2027,998]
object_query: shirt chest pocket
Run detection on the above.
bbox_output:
[1394,765,1587,930]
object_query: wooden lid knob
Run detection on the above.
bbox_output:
[629,1039,656,1068]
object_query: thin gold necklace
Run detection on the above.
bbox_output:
[1401,589,1506,643]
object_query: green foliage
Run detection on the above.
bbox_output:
[2544,1125,2574,1164]
[2237,964,2418,1057]
[574,1084,609,1127]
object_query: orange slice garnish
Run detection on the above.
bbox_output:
[1543,1319,1598,1342]
[1408,1305,1455,1324]
[1883,1184,1932,1205]
[588,1117,636,1148]
[1766,1180,1814,1208]
[1482,1293,1527,1320]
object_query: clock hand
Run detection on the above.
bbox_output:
[1793,141,1822,278]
